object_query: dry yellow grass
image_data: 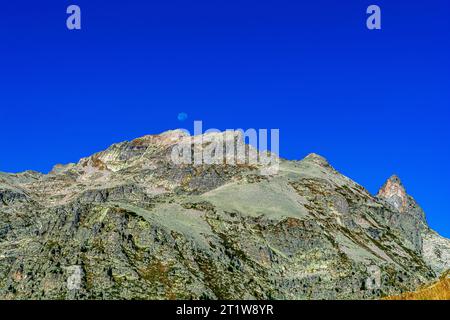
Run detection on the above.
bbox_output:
[385,271,450,300]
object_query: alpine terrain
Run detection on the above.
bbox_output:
[0,130,449,299]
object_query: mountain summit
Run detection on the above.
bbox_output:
[0,130,449,300]
[302,153,331,167]
[377,175,408,212]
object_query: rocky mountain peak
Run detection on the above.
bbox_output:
[386,174,403,186]
[377,175,408,212]
[302,153,330,167]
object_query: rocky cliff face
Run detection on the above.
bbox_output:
[0,130,448,300]
[376,175,428,255]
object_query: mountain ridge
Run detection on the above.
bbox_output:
[0,130,449,299]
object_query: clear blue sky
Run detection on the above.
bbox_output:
[1,1,449,237]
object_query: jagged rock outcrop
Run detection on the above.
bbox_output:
[376,175,427,254]
[377,175,426,223]
[0,130,448,300]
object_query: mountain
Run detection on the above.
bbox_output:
[0,130,449,300]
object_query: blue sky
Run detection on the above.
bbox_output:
[1,1,449,236]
